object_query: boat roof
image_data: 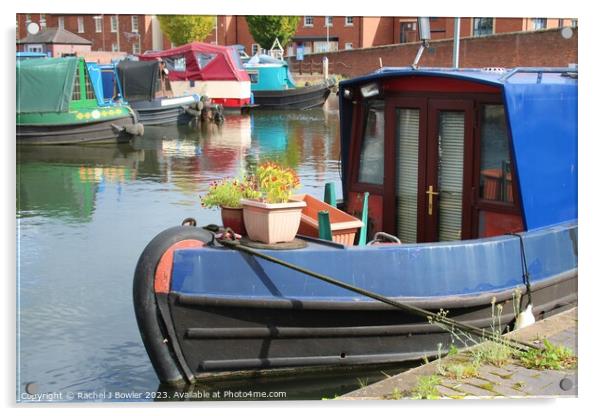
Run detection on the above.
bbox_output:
[139,42,249,82]
[17,57,79,114]
[339,66,578,230]
[339,66,577,88]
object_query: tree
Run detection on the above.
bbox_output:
[245,16,300,51]
[157,15,215,46]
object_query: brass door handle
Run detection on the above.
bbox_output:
[426,185,439,216]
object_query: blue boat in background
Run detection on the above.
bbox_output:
[134,66,577,385]
[88,60,203,127]
[244,54,333,110]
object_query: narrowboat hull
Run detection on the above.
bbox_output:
[17,113,143,145]
[129,96,201,126]
[252,83,331,110]
[133,221,577,385]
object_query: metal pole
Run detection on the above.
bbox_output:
[116,15,120,52]
[453,17,461,68]
[326,17,330,51]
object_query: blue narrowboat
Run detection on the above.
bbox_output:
[244,54,333,110]
[101,60,203,126]
[134,66,577,385]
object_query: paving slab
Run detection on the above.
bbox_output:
[338,307,577,400]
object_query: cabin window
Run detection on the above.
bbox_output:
[248,71,259,84]
[479,105,513,204]
[196,52,217,69]
[358,100,385,185]
[163,56,187,72]
[71,70,81,100]
[473,17,493,37]
[84,67,95,100]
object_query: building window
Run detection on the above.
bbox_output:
[112,42,119,52]
[345,17,354,26]
[39,14,46,28]
[304,16,314,27]
[94,16,103,33]
[473,17,493,37]
[325,16,333,27]
[77,16,84,33]
[111,15,118,32]
[131,15,139,33]
[532,18,547,30]
[345,42,353,50]
[251,43,260,55]
[132,40,140,54]
[58,16,65,30]
[26,44,43,53]
[571,19,578,28]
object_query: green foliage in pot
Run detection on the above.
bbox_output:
[200,177,260,209]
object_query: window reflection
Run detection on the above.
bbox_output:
[479,104,513,203]
[358,100,385,185]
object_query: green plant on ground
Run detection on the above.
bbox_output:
[474,300,515,366]
[518,339,577,370]
[390,387,402,400]
[411,375,441,399]
[356,377,369,389]
[441,362,480,380]
[200,177,260,209]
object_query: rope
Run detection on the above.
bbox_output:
[216,232,540,351]
[506,233,533,306]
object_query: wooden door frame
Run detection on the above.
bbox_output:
[383,97,428,237]
[424,99,475,242]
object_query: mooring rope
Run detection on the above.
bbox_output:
[216,231,540,351]
[506,232,534,307]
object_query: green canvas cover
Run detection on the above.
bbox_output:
[16,57,78,114]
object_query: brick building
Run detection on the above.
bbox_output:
[16,14,577,58]
[17,13,171,55]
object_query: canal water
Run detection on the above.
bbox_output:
[16,96,411,401]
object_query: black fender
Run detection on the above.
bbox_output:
[133,226,214,385]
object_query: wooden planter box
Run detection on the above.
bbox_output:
[291,194,363,246]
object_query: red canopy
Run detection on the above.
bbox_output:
[140,42,249,82]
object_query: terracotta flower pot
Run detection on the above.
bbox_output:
[241,198,307,244]
[220,206,246,235]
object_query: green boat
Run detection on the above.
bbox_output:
[17,57,144,145]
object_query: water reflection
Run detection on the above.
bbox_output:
[157,363,413,401]
[16,97,365,401]
[17,144,144,221]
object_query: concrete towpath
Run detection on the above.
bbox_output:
[338,307,577,400]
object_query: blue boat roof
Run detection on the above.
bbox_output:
[339,67,577,230]
[339,66,577,88]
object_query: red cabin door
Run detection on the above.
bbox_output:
[384,98,474,243]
